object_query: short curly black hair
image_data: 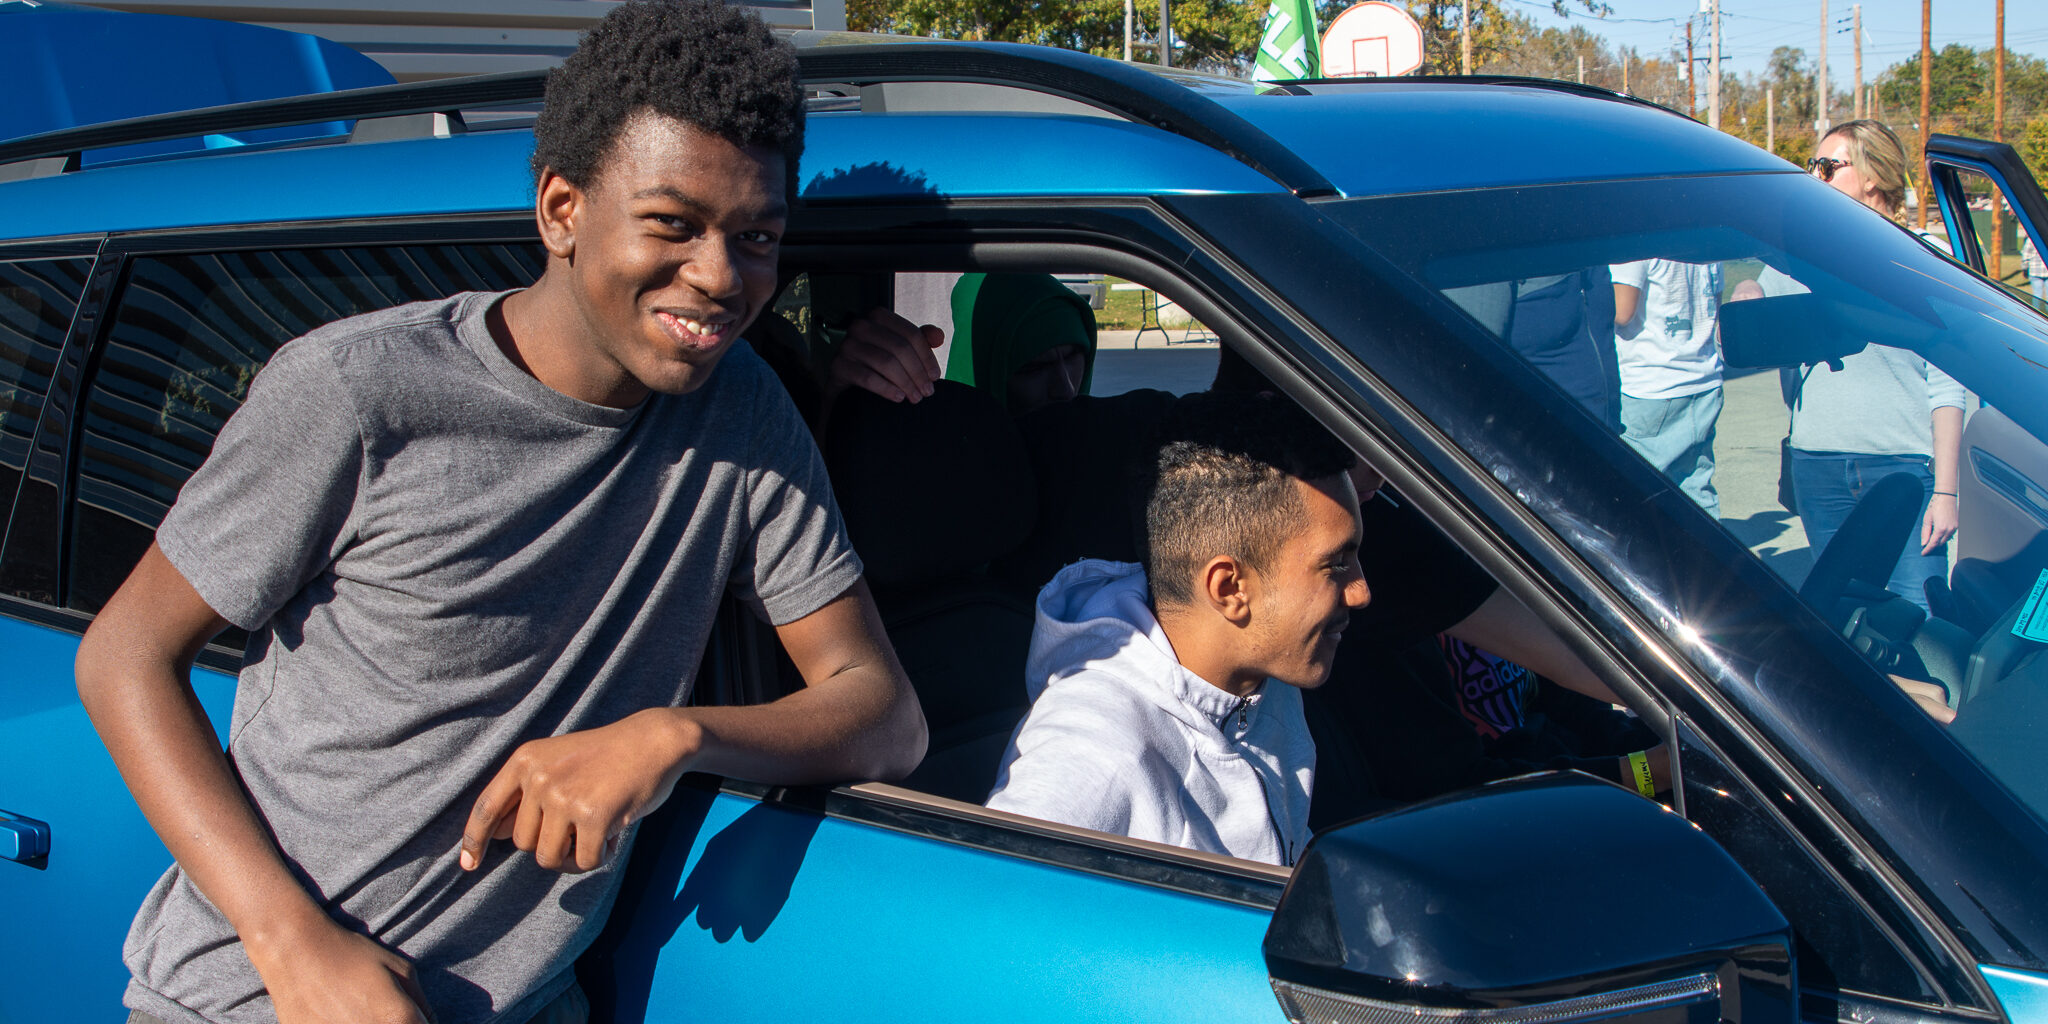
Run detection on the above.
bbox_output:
[531,0,805,196]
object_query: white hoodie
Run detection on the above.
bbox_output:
[985,560,1315,866]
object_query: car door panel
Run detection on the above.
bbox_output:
[1953,407,2048,628]
[1982,965,2048,1024]
[0,610,236,1021]
[588,783,1281,1024]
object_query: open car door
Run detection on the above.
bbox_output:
[1923,133,2048,286]
[1921,135,2048,635]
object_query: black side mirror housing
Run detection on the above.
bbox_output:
[1264,772,1795,1024]
[1720,291,1865,369]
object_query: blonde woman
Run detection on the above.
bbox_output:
[1763,119,1967,612]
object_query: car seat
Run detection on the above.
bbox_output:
[820,381,1041,802]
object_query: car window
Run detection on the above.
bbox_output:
[1324,172,2048,832]
[789,259,1684,874]
[0,258,90,524]
[0,256,92,605]
[1312,176,2048,1006]
[69,244,543,618]
[1933,166,2047,312]
[763,266,1219,806]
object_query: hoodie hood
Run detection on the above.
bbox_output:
[1026,559,1264,735]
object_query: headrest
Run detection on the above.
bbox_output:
[822,380,1037,590]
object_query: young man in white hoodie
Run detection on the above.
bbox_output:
[986,393,1371,866]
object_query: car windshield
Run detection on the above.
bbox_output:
[1322,172,2048,825]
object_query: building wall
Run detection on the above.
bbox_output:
[77,0,848,81]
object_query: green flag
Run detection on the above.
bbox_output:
[1254,0,1320,82]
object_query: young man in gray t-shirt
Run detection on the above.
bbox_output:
[73,4,927,1024]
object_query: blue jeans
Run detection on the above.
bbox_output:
[1620,387,1722,518]
[1789,450,1948,613]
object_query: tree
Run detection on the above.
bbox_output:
[1166,0,1263,71]
[853,0,1611,77]
[846,0,1257,70]
[2023,115,2048,185]
[1619,51,1687,110]
[1873,43,1983,133]
[1765,46,1814,126]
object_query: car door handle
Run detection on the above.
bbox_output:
[0,809,51,867]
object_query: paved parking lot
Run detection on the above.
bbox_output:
[1716,368,1813,586]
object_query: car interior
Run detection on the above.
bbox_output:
[716,262,1671,834]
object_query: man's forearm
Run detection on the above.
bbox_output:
[456,672,927,878]
[660,656,927,785]
[1447,588,1626,707]
[733,580,926,783]
[458,582,927,875]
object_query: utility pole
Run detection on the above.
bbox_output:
[1686,21,1696,120]
[1996,0,2007,146]
[1158,0,1170,67]
[1919,0,1931,230]
[1993,0,2006,277]
[1577,54,1584,85]
[1768,86,1776,154]
[1124,0,1133,61]
[1817,0,1830,138]
[1461,0,1471,75]
[1709,0,1722,129]
[1623,55,1630,96]
[1854,5,1864,119]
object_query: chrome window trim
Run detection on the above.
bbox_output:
[1270,972,1720,1024]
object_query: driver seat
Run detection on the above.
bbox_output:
[1800,471,1971,703]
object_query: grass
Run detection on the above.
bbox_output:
[1095,277,1150,331]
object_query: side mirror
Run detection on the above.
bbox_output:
[1719,291,1865,369]
[1264,772,1795,1024]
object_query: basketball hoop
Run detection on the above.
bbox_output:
[1320,1,1424,78]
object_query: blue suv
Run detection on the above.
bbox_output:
[4,29,2048,1024]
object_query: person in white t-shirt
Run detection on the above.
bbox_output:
[1609,259,1725,517]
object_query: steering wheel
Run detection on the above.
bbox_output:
[1797,470,1926,629]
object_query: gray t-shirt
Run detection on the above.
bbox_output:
[126,290,861,1024]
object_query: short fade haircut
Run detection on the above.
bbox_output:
[531,0,806,196]
[1140,392,1356,608]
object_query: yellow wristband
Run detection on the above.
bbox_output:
[1627,751,1656,798]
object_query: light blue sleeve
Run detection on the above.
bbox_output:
[1926,360,1968,412]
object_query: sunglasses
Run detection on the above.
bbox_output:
[1807,156,1852,182]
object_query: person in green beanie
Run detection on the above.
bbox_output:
[945,273,1097,415]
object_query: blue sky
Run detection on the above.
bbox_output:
[1511,0,2048,85]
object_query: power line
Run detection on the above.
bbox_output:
[1498,0,1680,26]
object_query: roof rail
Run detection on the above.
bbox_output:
[795,41,1337,198]
[0,69,550,172]
[0,39,1337,198]
[1264,73,1681,117]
